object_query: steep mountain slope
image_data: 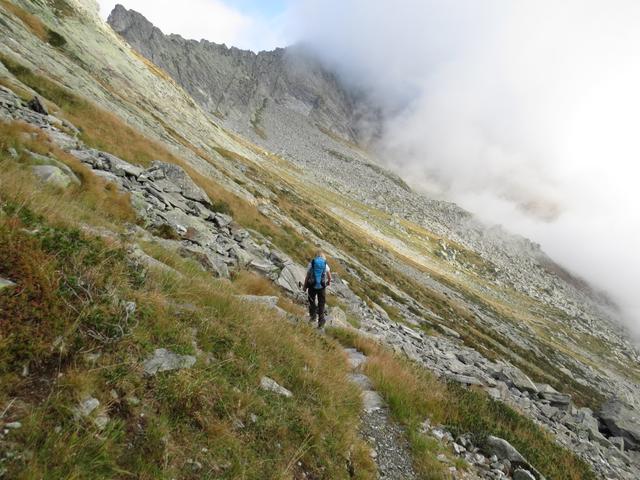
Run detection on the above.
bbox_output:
[0,0,639,479]
[107,5,640,398]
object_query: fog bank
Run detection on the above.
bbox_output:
[286,1,640,332]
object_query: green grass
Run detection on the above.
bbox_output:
[328,328,596,480]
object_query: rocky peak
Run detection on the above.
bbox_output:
[107,5,381,145]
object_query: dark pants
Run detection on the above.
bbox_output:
[308,288,326,326]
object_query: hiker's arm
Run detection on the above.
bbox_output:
[303,266,311,291]
[327,268,332,286]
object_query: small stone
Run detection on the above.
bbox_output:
[452,442,466,455]
[75,397,100,418]
[94,415,109,430]
[0,277,16,291]
[143,348,196,376]
[5,422,21,430]
[250,413,258,423]
[260,376,293,398]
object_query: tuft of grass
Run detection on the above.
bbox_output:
[329,329,596,480]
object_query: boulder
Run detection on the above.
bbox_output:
[260,376,292,398]
[541,391,571,408]
[329,306,350,328]
[250,258,277,274]
[498,367,538,394]
[178,246,230,278]
[276,263,306,294]
[513,469,536,480]
[484,436,526,464]
[27,96,48,115]
[213,212,233,228]
[599,398,640,450]
[149,161,210,205]
[32,164,80,189]
[143,348,196,376]
[160,209,217,247]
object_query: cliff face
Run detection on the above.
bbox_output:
[107,4,381,145]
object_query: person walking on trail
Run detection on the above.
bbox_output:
[304,250,332,329]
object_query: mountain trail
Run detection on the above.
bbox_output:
[343,347,418,479]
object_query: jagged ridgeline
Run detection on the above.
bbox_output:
[0,0,639,479]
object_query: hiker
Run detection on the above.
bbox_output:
[303,250,332,328]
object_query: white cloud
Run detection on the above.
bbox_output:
[286,0,640,331]
[96,0,286,51]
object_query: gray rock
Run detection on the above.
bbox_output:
[344,348,367,369]
[540,391,571,407]
[149,161,210,205]
[250,258,277,274]
[74,397,100,418]
[178,246,230,278]
[484,436,526,464]
[4,422,21,430]
[213,213,233,227]
[260,376,292,398]
[513,469,536,480]
[362,390,384,412]
[237,295,279,308]
[143,348,196,376]
[600,398,640,450]
[276,263,306,294]
[499,367,538,394]
[27,96,48,115]
[32,165,78,188]
[0,277,16,291]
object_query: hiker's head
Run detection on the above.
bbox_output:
[315,250,325,259]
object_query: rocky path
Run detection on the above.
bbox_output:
[344,348,418,480]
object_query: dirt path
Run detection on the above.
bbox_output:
[344,348,418,480]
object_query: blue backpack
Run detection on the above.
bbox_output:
[311,256,327,289]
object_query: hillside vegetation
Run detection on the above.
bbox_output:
[0,1,638,479]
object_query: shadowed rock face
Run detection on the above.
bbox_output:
[107,4,381,145]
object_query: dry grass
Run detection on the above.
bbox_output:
[0,120,134,225]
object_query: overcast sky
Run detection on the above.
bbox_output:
[97,1,640,333]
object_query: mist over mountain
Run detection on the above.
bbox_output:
[282,0,640,333]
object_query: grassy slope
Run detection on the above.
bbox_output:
[0,125,375,478]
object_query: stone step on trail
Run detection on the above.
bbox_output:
[343,347,417,479]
